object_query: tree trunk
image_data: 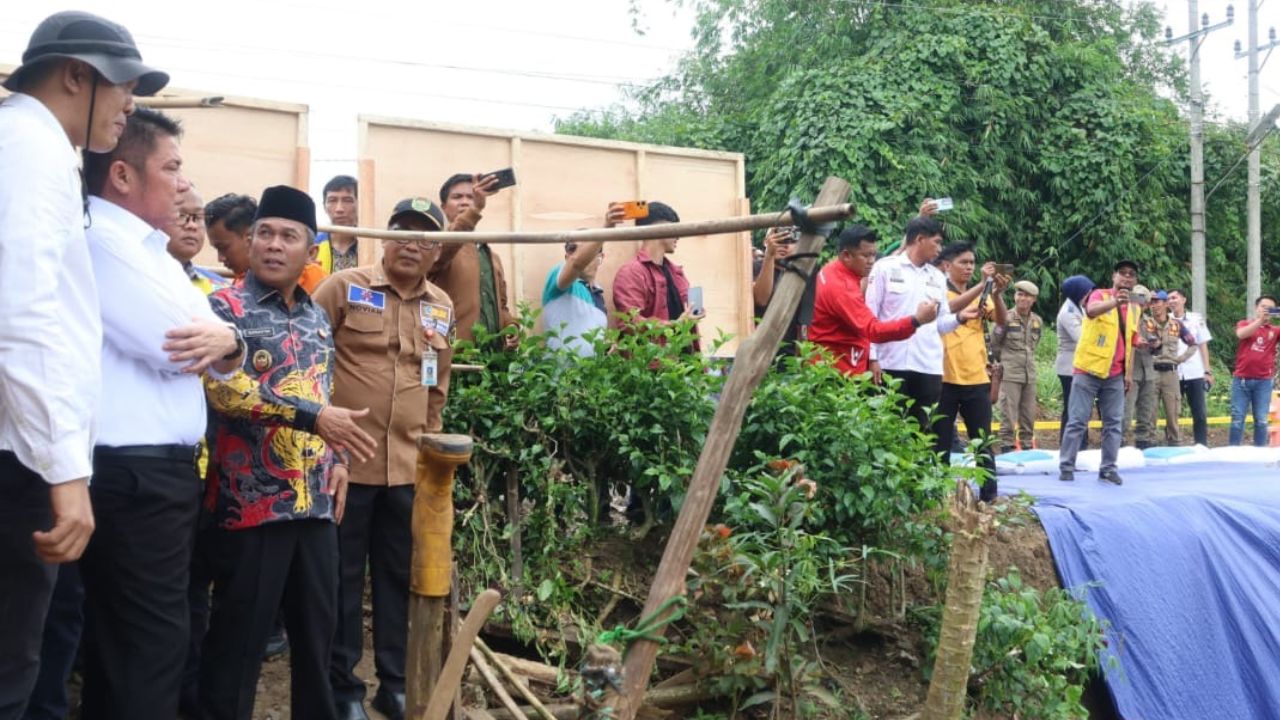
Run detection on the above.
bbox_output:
[921,480,995,720]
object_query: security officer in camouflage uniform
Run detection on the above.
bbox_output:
[992,280,1043,452]
[1143,290,1199,446]
[1123,285,1158,448]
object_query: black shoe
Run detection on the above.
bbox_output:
[371,687,405,720]
[336,699,371,720]
[1059,470,1074,482]
[1135,441,1153,450]
[263,628,289,660]
[1099,470,1124,486]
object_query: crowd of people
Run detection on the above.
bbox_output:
[6,10,1280,720]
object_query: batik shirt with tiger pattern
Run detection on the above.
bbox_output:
[203,273,337,530]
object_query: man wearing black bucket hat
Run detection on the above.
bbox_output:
[314,197,454,720]
[199,186,377,720]
[0,11,166,718]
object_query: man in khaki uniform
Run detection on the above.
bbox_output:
[1142,290,1199,446]
[992,280,1043,451]
[1124,286,1159,447]
[313,197,454,720]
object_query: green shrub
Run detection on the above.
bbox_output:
[921,568,1109,719]
[734,349,952,556]
[683,461,856,718]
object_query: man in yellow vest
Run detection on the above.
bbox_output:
[1059,259,1140,485]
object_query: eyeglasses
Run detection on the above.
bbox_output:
[179,213,205,225]
[388,238,441,249]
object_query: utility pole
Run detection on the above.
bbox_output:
[1235,2,1280,309]
[1166,4,1232,316]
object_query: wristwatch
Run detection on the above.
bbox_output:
[221,324,246,361]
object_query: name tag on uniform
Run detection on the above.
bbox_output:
[242,327,273,338]
[888,269,907,294]
[421,348,439,387]
[348,284,386,311]
[420,302,452,336]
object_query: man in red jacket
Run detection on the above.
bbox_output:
[809,225,937,374]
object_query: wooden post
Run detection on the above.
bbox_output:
[407,434,474,719]
[610,178,854,718]
[506,467,523,599]
[922,481,994,720]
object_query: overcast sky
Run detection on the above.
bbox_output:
[4,0,1279,199]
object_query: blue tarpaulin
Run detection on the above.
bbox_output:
[1000,462,1280,720]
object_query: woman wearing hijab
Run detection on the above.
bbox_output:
[1056,275,1096,445]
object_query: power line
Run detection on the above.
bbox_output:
[160,62,623,114]
[131,33,662,88]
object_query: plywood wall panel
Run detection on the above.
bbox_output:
[359,117,748,354]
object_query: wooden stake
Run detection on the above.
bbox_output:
[424,589,502,720]
[921,481,994,720]
[475,639,558,720]
[318,202,853,246]
[469,647,527,720]
[609,178,854,719]
[408,434,475,718]
[506,467,523,600]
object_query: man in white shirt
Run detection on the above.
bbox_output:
[77,107,243,719]
[1168,289,1214,446]
[0,11,169,718]
[865,216,969,440]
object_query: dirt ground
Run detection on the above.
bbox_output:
[247,497,1081,720]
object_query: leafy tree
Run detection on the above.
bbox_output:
[558,0,1280,364]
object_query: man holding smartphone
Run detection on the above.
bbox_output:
[752,226,815,359]
[865,217,971,439]
[431,172,516,347]
[1059,260,1141,485]
[612,201,702,352]
[1229,295,1280,446]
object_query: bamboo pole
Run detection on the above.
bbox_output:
[609,178,854,719]
[921,481,995,720]
[139,96,225,109]
[318,203,853,245]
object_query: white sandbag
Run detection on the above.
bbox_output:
[994,449,1060,475]
[1075,446,1146,472]
[1204,445,1280,464]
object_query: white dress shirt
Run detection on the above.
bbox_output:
[86,196,215,447]
[1175,310,1213,380]
[0,93,102,484]
[865,252,960,374]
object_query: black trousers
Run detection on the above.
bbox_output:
[78,451,201,720]
[331,484,413,702]
[23,562,84,720]
[181,524,216,717]
[200,520,339,720]
[0,452,56,720]
[935,383,997,501]
[1181,378,1209,446]
[885,369,943,435]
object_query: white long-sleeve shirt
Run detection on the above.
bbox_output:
[865,252,959,374]
[0,93,102,484]
[1174,310,1213,381]
[86,196,215,447]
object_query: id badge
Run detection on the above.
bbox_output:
[421,348,439,387]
